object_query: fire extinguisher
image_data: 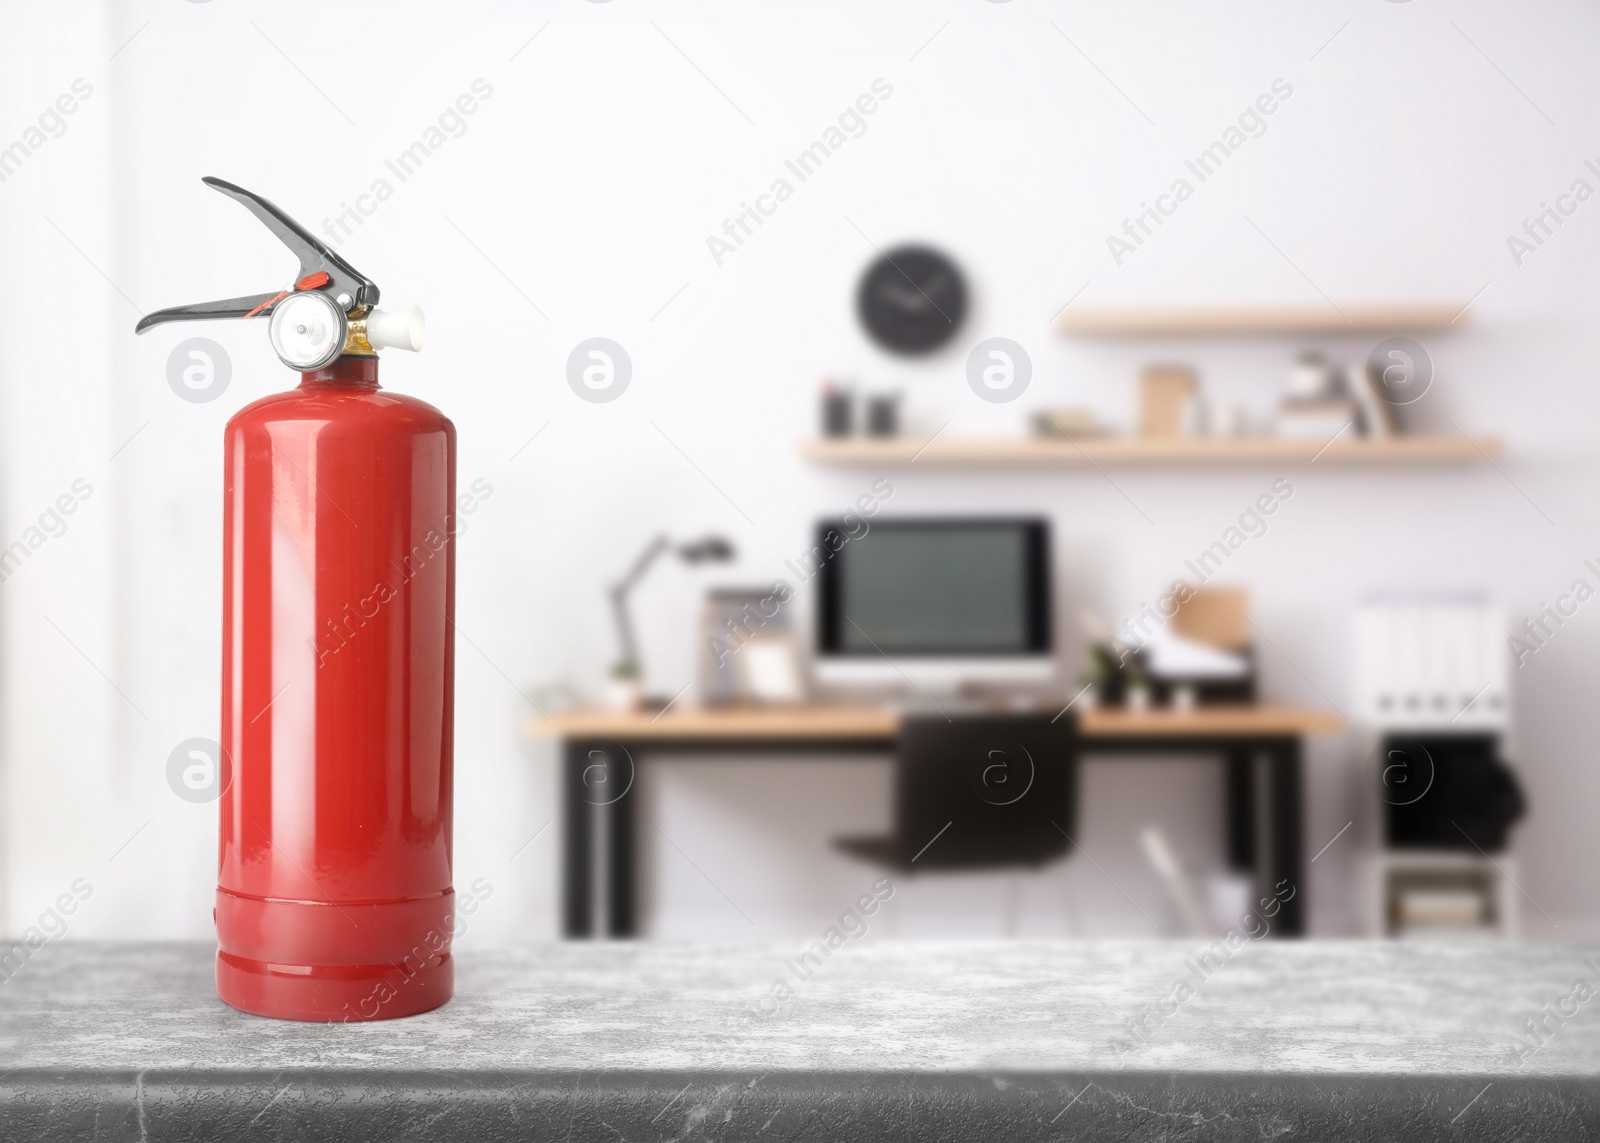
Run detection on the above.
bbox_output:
[136,177,454,1021]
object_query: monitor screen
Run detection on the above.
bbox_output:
[816,518,1051,657]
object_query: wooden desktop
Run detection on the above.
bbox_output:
[539,703,1343,740]
[532,703,1343,940]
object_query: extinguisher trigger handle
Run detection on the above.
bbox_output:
[199,176,380,314]
[134,291,286,334]
[131,177,383,337]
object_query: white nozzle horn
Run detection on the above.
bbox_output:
[366,305,426,352]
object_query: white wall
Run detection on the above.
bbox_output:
[4,0,1600,942]
[0,2,119,942]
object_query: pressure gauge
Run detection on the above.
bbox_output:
[269,290,347,371]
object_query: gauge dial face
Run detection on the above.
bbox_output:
[269,291,347,371]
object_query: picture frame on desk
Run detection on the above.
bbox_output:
[736,634,808,705]
[700,587,805,706]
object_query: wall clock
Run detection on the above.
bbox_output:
[856,245,967,355]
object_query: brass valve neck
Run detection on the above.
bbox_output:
[342,309,377,358]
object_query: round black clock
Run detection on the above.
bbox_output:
[856,245,967,355]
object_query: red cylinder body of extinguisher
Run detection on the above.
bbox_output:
[215,355,456,1022]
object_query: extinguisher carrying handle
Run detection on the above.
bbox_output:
[134,176,380,335]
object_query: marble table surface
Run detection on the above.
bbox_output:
[2,939,1598,1140]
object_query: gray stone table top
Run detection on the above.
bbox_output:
[3,940,1599,1140]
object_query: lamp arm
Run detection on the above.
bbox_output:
[608,535,670,674]
[617,535,670,594]
[609,585,642,675]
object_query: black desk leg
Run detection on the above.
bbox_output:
[1225,749,1256,873]
[562,741,639,939]
[1265,737,1305,937]
[562,741,593,938]
[607,753,637,938]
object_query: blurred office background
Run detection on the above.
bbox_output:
[1,0,1597,945]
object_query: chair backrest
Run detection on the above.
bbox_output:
[893,713,1077,869]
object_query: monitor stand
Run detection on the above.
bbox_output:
[888,685,1053,719]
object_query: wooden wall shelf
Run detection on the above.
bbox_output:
[801,435,1502,466]
[1056,304,1469,336]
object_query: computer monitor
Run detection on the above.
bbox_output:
[813,517,1054,690]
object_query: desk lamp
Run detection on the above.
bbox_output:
[610,534,735,709]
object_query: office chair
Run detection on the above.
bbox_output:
[835,713,1078,871]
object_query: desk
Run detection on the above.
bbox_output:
[532,705,1344,939]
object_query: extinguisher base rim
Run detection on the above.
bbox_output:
[216,950,453,1023]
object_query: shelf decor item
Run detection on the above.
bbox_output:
[1139,365,1198,438]
[820,381,854,437]
[1275,398,1363,440]
[865,392,901,437]
[1288,351,1332,401]
[1349,361,1398,437]
[1032,407,1110,439]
